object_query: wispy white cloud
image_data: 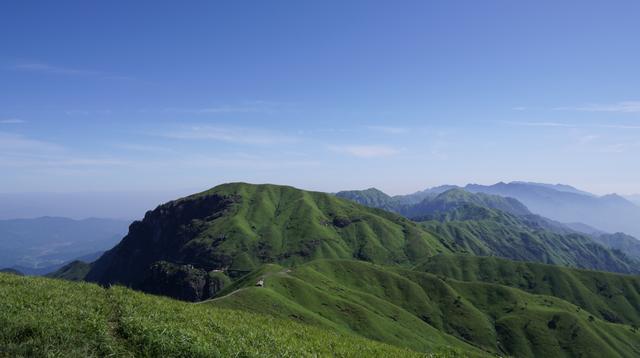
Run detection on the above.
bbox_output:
[366,125,408,134]
[113,143,176,154]
[501,121,640,130]
[329,145,400,158]
[162,125,299,145]
[501,121,576,128]
[0,118,25,124]
[156,101,293,115]
[555,101,640,113]
[597,124,640,130]
[12,63,101,76]
[11,62,133,80]
[176,154,320,169]
[577,135,599,144]
[65,109,112,116]
[0,132,129,168]
[0,132,64,154]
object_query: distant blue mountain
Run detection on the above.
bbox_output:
[465,182,640,238]
[625,194,640,207]
[0,217,129,271]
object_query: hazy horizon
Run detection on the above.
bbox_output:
[2,2,639,197]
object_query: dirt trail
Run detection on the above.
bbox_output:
[197,268,293,304]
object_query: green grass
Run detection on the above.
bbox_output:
[45,260,91,281]
[420,213,639,274]
[0,273,464,358]
[87,183,456,300]
[336,185,640,274]
[417,254,640,326]
[210,259,640,358]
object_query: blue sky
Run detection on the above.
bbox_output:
[1,1,639,196]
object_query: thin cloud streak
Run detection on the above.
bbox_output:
[11,62,134,80]
[13,63,101,76]
[329,145,400,158]
[0,132,130,169]
[501,121,577,128]
[366,125,408,134]
[555,101,640,113]
[502,121,640,130]
[0,119,25,124]
[158,101,293,115]
[162,125,300,145]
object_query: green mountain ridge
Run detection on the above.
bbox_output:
[86,183,454,301]
[338,187,640,273]
[14,182,640,357]
[209,257,640,357]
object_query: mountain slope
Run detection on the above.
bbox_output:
[417,255,640,326]
[210,259,640,358]
[625,194,640,206]
[421,215,639,274]
[338,187,640,274]
[333,188,397,211]
[86,183,454,300]
[0,273,438,357]
[45,260,91,281]
[592,233,640,260]
[465,182,640,238]
[400,188,531,219]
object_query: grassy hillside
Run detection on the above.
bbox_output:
[401,189,531,219]
[593,232,640,260]
[210,259,640,357]
[334,187,398,211]
[87,183,455,301]
[336,187,639,274]
[421,214,639,274]
[417,255,640,326]
[0,272,463,357]
[45,260,91,281]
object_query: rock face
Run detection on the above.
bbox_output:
[85,192,237,290]
[140,261,230,301]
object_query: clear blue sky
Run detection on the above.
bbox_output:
[1,1,639,196]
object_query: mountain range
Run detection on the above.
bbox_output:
[5,182,640,357]
[464,182,640,238]
[337,182,640,256]
[339,182,640,237]
[626,194,640,206]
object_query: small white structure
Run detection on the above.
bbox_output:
[256,279,264,287]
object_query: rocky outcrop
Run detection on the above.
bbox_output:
[141,261,231,301]
[86,193,236,289]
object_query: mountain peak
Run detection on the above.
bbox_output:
[87,182,451,301]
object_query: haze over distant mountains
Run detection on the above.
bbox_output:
[0,190,196,220]
[0,217,129,273]
[626,194,640,206]
[339,182,640,239]
[464,182,640,238]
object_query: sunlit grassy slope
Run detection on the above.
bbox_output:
[87,183,455,299]
[0,273,464,358]
[417,254,640,326]
[210,258,640,358]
